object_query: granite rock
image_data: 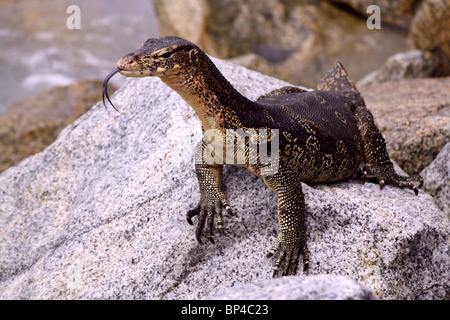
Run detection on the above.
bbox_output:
[328,0,422,29]
[421,143,450,217]
[228,53,281,80]
[358,50,437,87]
[410,0,450,76]
[153,0,411,88]
[0,80,116,174]
[0,58,448,300]
[360,78,450,175]
[205,274,377,300]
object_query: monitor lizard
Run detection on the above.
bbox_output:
[102,36,423,277]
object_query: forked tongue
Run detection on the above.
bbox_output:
[102,67,122,113]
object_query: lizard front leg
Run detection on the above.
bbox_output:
[187,140,232,244]
[263,159,309,277]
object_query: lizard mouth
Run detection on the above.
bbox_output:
[118,69,155,77]
[117,54,159,77]
[102,55,162,112]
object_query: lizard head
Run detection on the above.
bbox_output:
[102,36,201,111]
[117,36,200,78]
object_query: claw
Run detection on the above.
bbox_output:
[266,238,280,258]
[195,209,207,244]
[289,251,300,276]
[302,243,310,271]
[303,261,310,272]
[269,238,308,277]
[187,201,231,244]
[282,251,294,276]
[361,163,423,196]
[206,207,215,242]
[272,249,285,277]
[361,171,367,184]
[186,206,200,225]
[225,206,235,216]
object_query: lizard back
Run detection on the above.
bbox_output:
[254,91,363,182]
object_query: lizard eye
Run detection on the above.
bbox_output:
[160,51,171,59]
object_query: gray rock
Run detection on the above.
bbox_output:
[359,77,450,175]
[153,0,411,88]
[205,274,377,300]
[410,0,450,76]
[421,143,450,217]
[0,58,448,300]
[228,53,280,80]
[0,80,115,174]
[358,50,437,87]
[327,0,422,29]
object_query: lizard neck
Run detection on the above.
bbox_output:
[160,52,255,132]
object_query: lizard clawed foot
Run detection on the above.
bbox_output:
[358,162,424,195]
[186,201,233,244]
[267,237,309,277]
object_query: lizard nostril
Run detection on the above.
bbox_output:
[117,54,137,70]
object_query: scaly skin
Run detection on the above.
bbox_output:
[103,36,424,277]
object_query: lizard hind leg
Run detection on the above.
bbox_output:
[354,105,424,195]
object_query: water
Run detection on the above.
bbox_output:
[0,0,159,114]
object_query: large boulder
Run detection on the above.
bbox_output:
[421,143,449,217]
[327,0,423,29]
[357,50,437,87]
[410,0,450,76]
[0,80,115,174]
[360,78,450,175]
[0,58,447,299]
[205,274,377,300]
[153,0,411,88]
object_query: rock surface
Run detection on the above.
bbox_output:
[0,80,116,174]
[358,50,437,87]
[205,274,377,300]
[328,0,422,29]
[360,78,450,175]
[0,58,448,300]
[421,143,449,217]
[410,0,450,76]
